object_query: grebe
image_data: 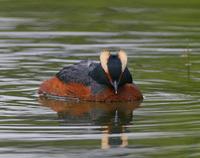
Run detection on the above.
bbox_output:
[38,50,143,102]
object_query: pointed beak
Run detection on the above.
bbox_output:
[113,81,118,94]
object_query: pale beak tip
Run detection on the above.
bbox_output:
[113,81,118,95]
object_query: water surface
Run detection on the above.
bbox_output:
[0,0,200,158]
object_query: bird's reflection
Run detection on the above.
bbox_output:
[39,96,142,149]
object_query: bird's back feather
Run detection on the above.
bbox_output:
[56,60,97,86]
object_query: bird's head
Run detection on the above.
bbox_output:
[100,49,128,94]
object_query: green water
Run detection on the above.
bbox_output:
[0,0,200,158]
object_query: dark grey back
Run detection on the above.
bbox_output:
[56,60,107,94]
[56,60,98,86]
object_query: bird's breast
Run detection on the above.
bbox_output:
[38,76,143,102]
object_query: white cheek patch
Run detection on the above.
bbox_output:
[100,50,110,73]
[118,50,127,72]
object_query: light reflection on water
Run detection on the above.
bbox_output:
[0,3,200,158]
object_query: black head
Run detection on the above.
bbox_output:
[99,50,132,94]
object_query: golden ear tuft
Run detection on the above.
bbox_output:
[100,49,110,73]
[118,50,127,72]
